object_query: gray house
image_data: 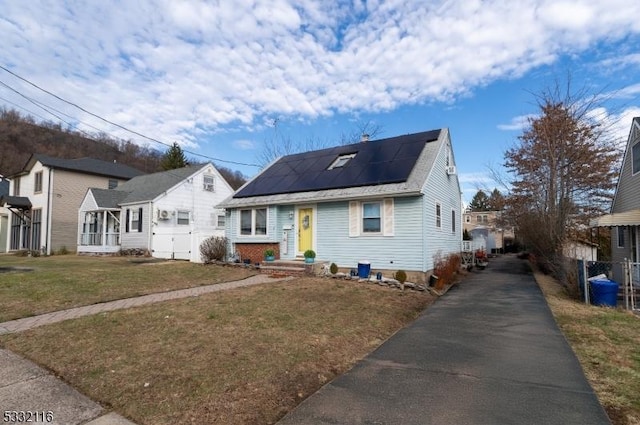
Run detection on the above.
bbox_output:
[0,154,143,254]
[592,117,640,268]
[219,129,462,282]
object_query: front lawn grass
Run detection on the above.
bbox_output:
[536,271,640,425]
[0,255,255,322]
[0,278,434,425]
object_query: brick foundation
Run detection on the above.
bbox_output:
[235,243,280,265]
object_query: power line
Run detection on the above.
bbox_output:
[0,94,52,123]
[0,65,261,168]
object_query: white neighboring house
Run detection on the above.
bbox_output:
[0,175,9,253]
[78,163,234,262]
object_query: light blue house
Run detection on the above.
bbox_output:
[219,129,462,282]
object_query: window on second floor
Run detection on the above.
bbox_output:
[435,202,442,228]
[13,178,20,196]
[203,175,215,192]
[108,179,118,189]
[34,171,43,193]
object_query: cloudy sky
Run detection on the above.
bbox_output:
[1,0,640,201]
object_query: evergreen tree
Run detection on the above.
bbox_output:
[161,142,188,170]
[468,190,490,211]
[487,188,505,211]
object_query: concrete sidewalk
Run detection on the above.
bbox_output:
[278,255,611,425]
[0,273,289,425]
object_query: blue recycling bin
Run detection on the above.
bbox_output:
[357,261,371,279]
[590,279,619,307]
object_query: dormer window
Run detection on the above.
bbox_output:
[328,153,356,170]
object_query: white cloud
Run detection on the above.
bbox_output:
[233,139,256,150]
[497,114,538,131]
[1,0,640,148]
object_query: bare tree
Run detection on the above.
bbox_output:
[337,120,384,144]
[257,119,385,166]
[504,80,619,275]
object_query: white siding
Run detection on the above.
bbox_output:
[121,164,234,261]
[120,204,150,249]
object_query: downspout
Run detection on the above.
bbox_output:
[45,168,52,255]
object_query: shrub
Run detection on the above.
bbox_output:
[433,251,461,290]
[330,262,338,274]
[303,249,316,259]
[56,246,69,255]
[200,236,228,263]
[394,270,407,284]
[264,249,275,257]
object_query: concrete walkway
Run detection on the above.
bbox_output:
[278,255,611,425]
[0,273,285,334]
[0,273,289,425]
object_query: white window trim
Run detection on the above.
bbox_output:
[130,210,140,233]
[349,199,394,237]
[328,153,357,170]
[203,174,215,192]
[34,171,43,194]
[362,201,382,234]
[435,201,442,229]
[177,210,190,226]
[238,207,268,237]
[216,214,226,229]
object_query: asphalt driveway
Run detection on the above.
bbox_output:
[278,254,611,425]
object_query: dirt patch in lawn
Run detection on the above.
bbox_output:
[535,271,640,425]
[0,277,434,425]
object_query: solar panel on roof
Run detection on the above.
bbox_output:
[233,130,441,198]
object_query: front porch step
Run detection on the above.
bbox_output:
[259,260,329,277]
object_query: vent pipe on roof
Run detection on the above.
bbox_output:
[361,133,369,142]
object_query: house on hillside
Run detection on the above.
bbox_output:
[0,154,143,254]
[219,130,462,282]
[591,117,640,278]
[77,163,233,262]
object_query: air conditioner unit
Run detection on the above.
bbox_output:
[158,209,171,220]
[446,165,457,175]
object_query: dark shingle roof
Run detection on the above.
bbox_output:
[234,130,441,198]
[90,188,129,209]
[0,195,32,209]
[115,165,204,204]
[33,154,144,179]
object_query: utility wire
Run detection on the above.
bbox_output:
[0,65,261,168]
[0,94,52,123]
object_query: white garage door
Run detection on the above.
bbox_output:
[152,228,191,260]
